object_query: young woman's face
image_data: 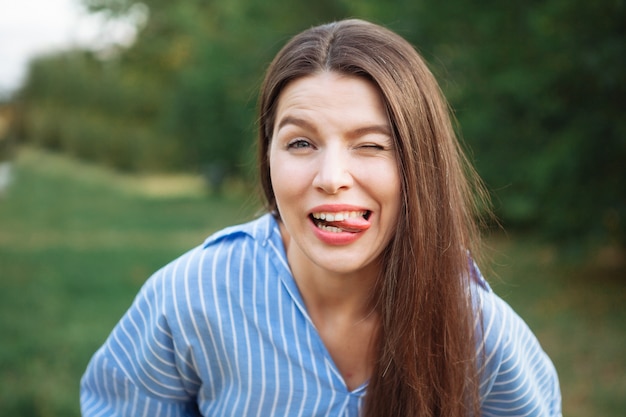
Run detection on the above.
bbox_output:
[269,72,401,277]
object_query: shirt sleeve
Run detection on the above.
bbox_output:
[80,260,202,417]
[477,286,562,417]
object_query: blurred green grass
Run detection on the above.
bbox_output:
[0,148,260,416]
[1,148,624,416]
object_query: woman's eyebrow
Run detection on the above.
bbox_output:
[346,124,392,140]
[277,115,390,138]
[276,115,317,133]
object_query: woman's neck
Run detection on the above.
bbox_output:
[279,221,379,322]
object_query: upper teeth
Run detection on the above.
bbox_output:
[312,211,367,222]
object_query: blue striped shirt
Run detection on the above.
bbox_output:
[80,213,561,416]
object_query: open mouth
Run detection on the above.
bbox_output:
[309,210,372,233]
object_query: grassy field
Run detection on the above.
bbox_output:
[0,148,624,416]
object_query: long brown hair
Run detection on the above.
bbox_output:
[258,19,488,416]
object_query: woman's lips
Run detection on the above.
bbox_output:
[309,208,372,233]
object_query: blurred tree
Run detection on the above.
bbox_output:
[17,49,181,171]
[424,0,626,245]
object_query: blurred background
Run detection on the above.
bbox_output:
[0,0,624,415]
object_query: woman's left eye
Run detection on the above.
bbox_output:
[358,143,385,150]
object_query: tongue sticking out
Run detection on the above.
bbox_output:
[324,216,371,232]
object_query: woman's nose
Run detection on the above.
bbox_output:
[312,149,353,194]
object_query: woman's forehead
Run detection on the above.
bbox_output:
[272,72,389,133]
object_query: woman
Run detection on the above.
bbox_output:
[81,19,561,416]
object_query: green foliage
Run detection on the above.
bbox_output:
[13,0,625,244]
[425,1,626,244]
[17,50,181,172]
